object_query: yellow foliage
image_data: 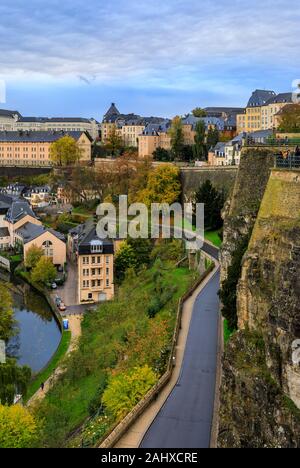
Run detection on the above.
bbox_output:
[0,404,40,448]
[136,164,181,207]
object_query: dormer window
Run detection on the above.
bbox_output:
[90,240,103,253]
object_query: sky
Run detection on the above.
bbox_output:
[0,0,299,120]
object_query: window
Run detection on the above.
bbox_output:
[106,279,110,288]
[106,256,110,264]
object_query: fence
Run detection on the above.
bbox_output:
[275,153,300,169]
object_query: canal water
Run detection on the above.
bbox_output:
[1,275,61,374]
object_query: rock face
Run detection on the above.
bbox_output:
[219,163,300,448]
[220,149,274,282]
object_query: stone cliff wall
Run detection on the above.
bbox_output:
[220,149,274,282]
[180,166,237,201]
[219,168,300,448]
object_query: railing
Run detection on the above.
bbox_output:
[244,137,300,147]
[275,153,300,169]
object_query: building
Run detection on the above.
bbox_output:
[0,130,92,167]
[68,221,114,303]
[23,186,52,208]
[0,109,99,140]
[101,103,165,147]
[138,121,171,158]
[237,90,294,133]
[0,193,66,267]
[208,142,226,166]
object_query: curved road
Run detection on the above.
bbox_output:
[140,242,220,449]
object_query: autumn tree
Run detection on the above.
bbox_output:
[25,245,44,270]
[102,365,156,419]
[50,136,83,166]
[0,283,14,342]
[31,257,57,285]
[278,104,300,133]
[169,116,184,159]
[106,126,124,156]
[192,107,207,118]
[136,165,181,207]
[0,404,40,448]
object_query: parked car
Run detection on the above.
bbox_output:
[58,302,67,312]
[55,296,62,307]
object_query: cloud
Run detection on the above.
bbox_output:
[0,0,299,91]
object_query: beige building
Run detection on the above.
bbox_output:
[0,130,92,167]
[68,221,114,304]
[237,90,294,133]
[0,195,66,267]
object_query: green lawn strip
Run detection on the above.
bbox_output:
[204,230,222,247]
[24,331,71,403]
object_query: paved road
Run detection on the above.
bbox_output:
[140,242,220,449]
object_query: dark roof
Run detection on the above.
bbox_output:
[0,193,14,206]
[265,92,293,105]
[16,221,65,244]
[18,117,94,123]
[247,89,276,107]
[0,227,9,237]
[5,200,36,224]
[0,109,21,118]
[0,130,84,143]
[204,107,244,115]
[71,221,114,255]
[103,103,121,122]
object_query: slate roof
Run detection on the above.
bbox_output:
[70,220,114,255]
[142,120,171,135]
[247,89,276,107]
[5,200,36,224]
[265,93,293,105]
[16,222,65,244]
[18,117,94,123]
[0,130,84,143]
[103,103,121,122]
[0,227,9,238]
[0,109,21,118]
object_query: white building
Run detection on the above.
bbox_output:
[0,109,100,140]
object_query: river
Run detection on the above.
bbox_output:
[1,275,61,374]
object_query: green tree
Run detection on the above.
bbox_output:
[195,180,225,230]
[25,245,44,270]
[115,242,138,282]
[50,136,83,166]
[0,283,14,342]
[278,104,300,133]
[127,238,153,267]
[193,120,207,161]
[102,365,156,419]
[152,147,173,162]
[0,358,31,405]
[169,116,184,159]
[31,257,57,285]
[207,127,219,149]
[136,165,181,207]
[219,235,250,331]
[192,107,207,118]
[0,404,40,448]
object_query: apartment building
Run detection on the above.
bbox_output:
[0,109,99,140]
[237,90,294,133]
[0,130,92,167]
[68,221,114,303]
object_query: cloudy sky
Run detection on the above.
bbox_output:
[0,0,299,119]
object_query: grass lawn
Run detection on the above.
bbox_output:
[204,230,222,247]
[24,331,71,403]
[72,206,94,217]
[34,260,198,447]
